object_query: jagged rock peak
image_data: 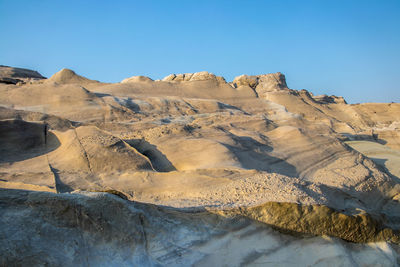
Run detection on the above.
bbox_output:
[0,65,46,84]
[47,68,98,84]
[121,75,153,83]
[162,71,226,83]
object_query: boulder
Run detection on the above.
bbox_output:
[233,74,259,88]
[232,72,288,97]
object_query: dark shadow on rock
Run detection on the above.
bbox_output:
[49,164,74,193]
[0,107,73,131]
[125,139,176,172]
[217,101,252,116]
[94,92,112,98]
[114,97,141,113]
[219,131,298,177]
[94,94,142,113]
[341,132,387,145]
[343,136,400,182]
[217,102,248,114]
[370,157,388,167]
[0,120,61,163]
[369,157,400,182]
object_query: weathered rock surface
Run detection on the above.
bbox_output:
[162,71,226,83]
[233,72,288,97]
[121,75,153,83]
[222,202,400,244]
[0,120,47,156]
[1,66,400,265]
[1,189,399,266]
[0,65,45,84]
[313,94,347,104]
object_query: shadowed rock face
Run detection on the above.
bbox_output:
[1,66,400,265]
[0,120,46,150]
[0,65,46,84]
[0,120,61,162]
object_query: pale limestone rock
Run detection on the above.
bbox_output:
[174,73,186,81]
[232,72,288,97]
[233,74,259,88]
[162,71,226,83]
[190,71,216,81]
[1,65,400,266]
[313,94,347,104]
[162,74,176,81]
[254,72,288,96]
[121,76,153,83]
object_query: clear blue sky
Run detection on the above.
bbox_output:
[1,0,399,103]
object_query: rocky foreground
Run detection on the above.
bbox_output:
[0,65,399,266]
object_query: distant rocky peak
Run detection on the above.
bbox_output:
[233,72,287,89]
[162,71,226,83]
[0,65,46,85]
[233,72,288,97]
[47,68,98,84]
[121,75,153,83]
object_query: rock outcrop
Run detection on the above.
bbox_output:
[221,202,400,244]
[233,72,289,97]
[1,66,400,266]
[0,65,45,84]
[313,94,347,104]
[0,119,47,156]
[1,189,399,266]
[162,71,226,83]
[121,75,153,83]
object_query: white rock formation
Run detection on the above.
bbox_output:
[121,75,153,83]
[162,71,226,83]
[0,66,399,265]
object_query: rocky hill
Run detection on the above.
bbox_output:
[0,67,399,266]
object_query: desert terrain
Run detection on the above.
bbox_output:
[1,65,400,266]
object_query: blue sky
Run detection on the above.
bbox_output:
[0,0,399,103]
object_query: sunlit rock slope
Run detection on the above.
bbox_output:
[1,67,399,266]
